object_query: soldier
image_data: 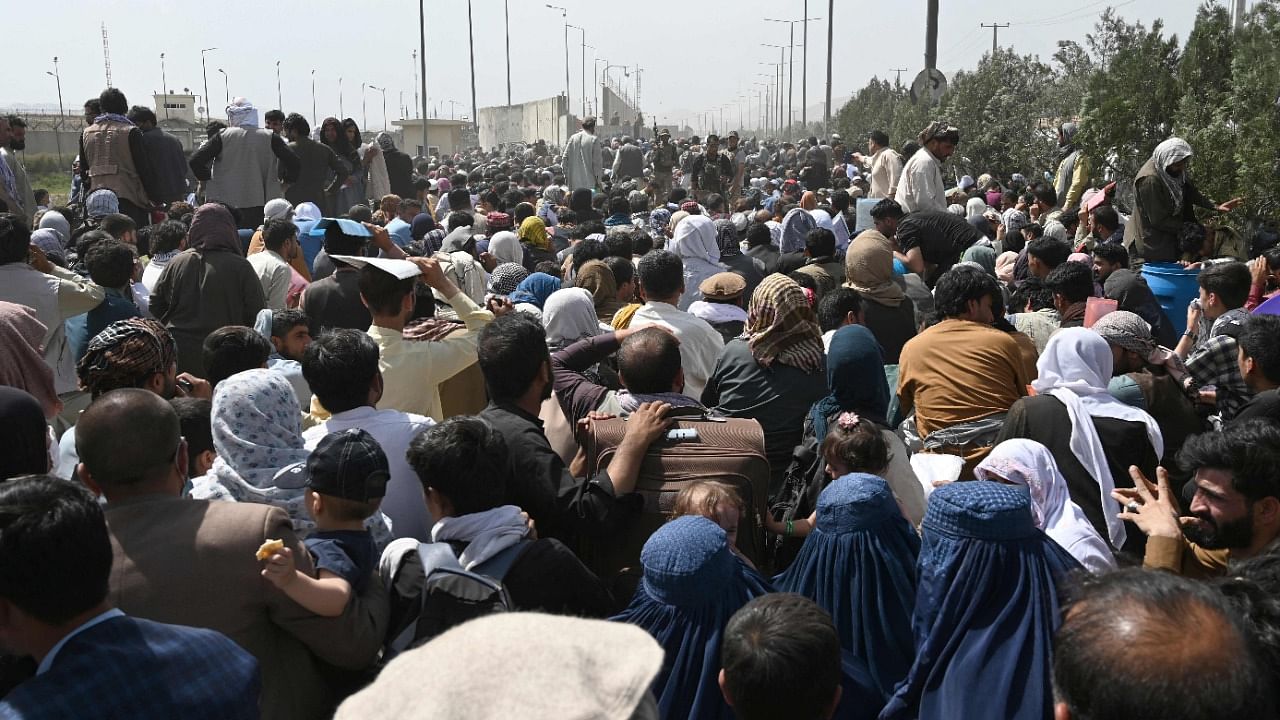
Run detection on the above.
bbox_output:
[649,129,679,202]
[691,134,733,204]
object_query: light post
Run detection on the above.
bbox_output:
[583,44,596,115]
[275,60,282,110]
[764,16,821,130]
[361,82,367,129]
[418,0,429,156]
[760,55,785,134]
[465,0,479,134]
[568,25,587,118]
[604,64,630,125]
[160,53,168,120]
[339,77,344,118]
[217,68,229,106]
[503,0,512,107]
[369,85,387,131]
[545,4,570,146]
[594,57,607,117]
[311,69,317,126]
[46,58,65,166]
[447,100,463,120]
[200,47,216,123]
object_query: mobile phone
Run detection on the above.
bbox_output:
[176,378,194,393]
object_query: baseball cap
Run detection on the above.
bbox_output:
[293,428,389,502]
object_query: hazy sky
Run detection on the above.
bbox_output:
[9,0,1199,132]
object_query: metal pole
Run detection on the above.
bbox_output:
[925,0,938,70]
[504,0,512,107]
[824,0,834,136]
[339,77,344,118]
[200,48,216,124]
[48,59,65,166]
[419,0,429,156]
[311,70,317,126]
[802,0,808,129]
[218,69,229,105]
[160,53,168,120]
[563,21,570,141]
[362,83,367,130]
[787,23,794,134]
[276,61,282,110]
[579,29,587,117]
[466,0,479,134]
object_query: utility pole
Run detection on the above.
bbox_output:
[276,60,282,110]
[200,48,216,124]
[160,53,168,120]
[466,0,479,135]
[47,58,65,166]
[546,4,570,146]
[980,22,1010,55]
[311,70,317,126]
[569,25,586,117]
[504,0,513,106]
[419,0,429,156]
[925,0,939,70]
[890,68,909,85]
[824,0,834,137]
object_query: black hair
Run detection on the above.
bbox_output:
[817,288,863,332]
[1178,421,1280,504]
[406,416,509,516]
[603,231,633,259]
[1264,247,1280,271]
[270,308,310,340]
[446,210,473,232]
[1198,261,1251,310]
[477,313,550,403]
[126,105,157,126]
[637,249,684,300]
[0,476,113,626]
[262,216,297,254]
[263,109,285,123]
[1060,207,1081,229]
[721,593,842,720]
[358,265,417,317]
[617,327,682,394]
[323,222,366,256]
[84,98,102,116]
[205,121,226,138]
[1241,314,1280,389]
[745,222,773,249]
[146,220,185,255]
[1216,553,1280,696]
[1032,185,1058,208]
[608,195,630,217]
[900,140,920,159]
[447,188,472,213]
[1045,260,1095,304]
[76,388,181,488]
[202,326,272,388]
[169,397,213,477]
[706,194,726,212]
[805,228,836,258]
[830,189,850,214]
[533,260,562,279]
[788,271,819,293]
[869,198,904,220]
[282,113,311,137]
[668,187,688,205]
[98,213,136,240]
[629,193,649,214]
[347,204,374,223]
[572,238,609,273]
[98,87,128,115]
[605,255,634,288]
[1022,222,1044,241]
[1026,237,1071,269]
[302,329,381,414]
[1054,568,1275,720]
[1092,242,1128,268]
[934,264,1000,318]
[869,130,890,148]
[84,240,135,289]
[1010,276,1055,312]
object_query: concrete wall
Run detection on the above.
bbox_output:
[477,95,570,149]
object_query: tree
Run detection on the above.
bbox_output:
[834,78,904,150]
[1228,0,1280,224]
[1174,3,1236,206]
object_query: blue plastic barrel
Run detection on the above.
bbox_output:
[1142,263,1200,337]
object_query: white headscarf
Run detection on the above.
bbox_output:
[543,288,604,350]
[226,97,259,128]
[975,439,1117,572]
[293,202,321,222]
[1151,137,1193,213]
[489,231,522,265]
[965,197,988,222]
[1032,328,1165,550]
[671,215,721,266]
[809,208,834,231]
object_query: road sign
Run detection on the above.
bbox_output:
[910,68,948,106]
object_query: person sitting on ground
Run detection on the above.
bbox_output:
[844,216,917,363]
[1008,277,1059,354]
[1100,256,1179,350]
[478,313,672,545]
[75,389,388,720]
[721,593,883,720]
[880,481,1080,720]
[1232,314,1280,426]
[1176,261,1254,422]
[1053,568,1275,720]
[1044,259,1095,329]
[201,325,271,388]
[0,476,262,719]
[898,265,1030,475]
[628,250,725,399]
[611,516,773,720]
[773,473,920,702]
[794,228,845,296]
[688,271,749,344]
[743,221,780,275]
[66,240,141,363]
[1119,420,1280,579]
[1025,236,1071,281]
[816,288,863,353]
[260,429,388,618]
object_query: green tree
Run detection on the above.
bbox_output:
[1174,3,1236,206]
[1229,0,1280,221]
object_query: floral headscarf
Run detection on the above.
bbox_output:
[745,273,825,372]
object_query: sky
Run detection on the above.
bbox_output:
[7,0,1201,134]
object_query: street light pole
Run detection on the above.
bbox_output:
[594,57,607,117]
[276,61,282,110]
[504,0,512,107]
[339,77,344,118]
[217,68,229,105]
[47,58,65,166]
[362,83,368,130]
[418,0,429,156]
[568,25,586,118]
[369,86,387,131]
[546,4,569,146]
[200,47,216,124]
[466,0,479,135]
[824,0,834,137]
[764,16,821,132]
[311,70,317,126]
[160,53,168,120]
[583,44,596,115]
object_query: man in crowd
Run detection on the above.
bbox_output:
[895,120,957,213]
[282,114,348,216]
[898,265,1030,473]
[1053,569,1274,720]
[190,98,299,229]
[384,198,421,247]
[649,129,679,201]
[1092,242,1129,283]
[1176,261,1253,421]
[629,250,726,400]
[1233,314,1280,425]
[1128,138,1241,264]
[726,131,747,199]
[126,106,189,207]
[563,117,602,191]
[854,130,903,200]
[1026,237,1071,280]
[612,136,645,181]
[248,217,301,311]
[894,207,983,285]
[1,116,35,224]
[1045,260,1095,329]
[691,134,734,203]
[79,89,159,227]
[0,118,25,221]
[0,476,262,718]
[377,133,416,200]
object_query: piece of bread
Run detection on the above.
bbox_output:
[255,538,285,561]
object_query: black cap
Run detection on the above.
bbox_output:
[297,428,389,502]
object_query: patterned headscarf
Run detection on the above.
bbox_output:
[488,262,529,296]
[0,302,61,417]
[86,189,119,219]
[649,208,671,239]
[1091,309,1190,385]
[486,212,513,232]
[518,216,551,251]
[712,219,740,256]
[76,318,178,397]
[1150,138,1193,213]
[745,274,825,372]
[918,120,960,145]
[37,211,71,245]
[30,229,66,266]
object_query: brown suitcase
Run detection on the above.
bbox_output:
[580,410,771,590]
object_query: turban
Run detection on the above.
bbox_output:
[77,318,178,396]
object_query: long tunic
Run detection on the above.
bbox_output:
[894,148,947,213]
[562,130,602,191]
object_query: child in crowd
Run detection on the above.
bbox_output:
[767,411,892,540]
[260,428,388,616]
[672,480,753,567]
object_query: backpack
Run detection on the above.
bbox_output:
[769,428,827,572]
[381,538,530,658]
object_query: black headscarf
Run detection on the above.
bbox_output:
[0,387,49,480]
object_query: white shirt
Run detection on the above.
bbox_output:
[304,406,436,542]
[867,147,904,200]
[630,301,725,401]
[894,148,947,214]
[247,250,293,311]
[37,608,124,675]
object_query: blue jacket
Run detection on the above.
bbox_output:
[0,614,260,720]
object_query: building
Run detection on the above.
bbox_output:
[153,93,199,124]
[391,118,470,158]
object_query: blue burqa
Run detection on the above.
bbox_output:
[878,481,1081,720]
[776,473,920,703]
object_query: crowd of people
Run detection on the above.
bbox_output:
[1,85,1280,720]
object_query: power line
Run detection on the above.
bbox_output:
[980,22,1010,55]
[890,68,909,85]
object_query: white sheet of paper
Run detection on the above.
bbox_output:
[329,255,421,280]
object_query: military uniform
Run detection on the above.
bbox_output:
[650,139,679,200]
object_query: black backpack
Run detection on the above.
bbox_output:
[382,538,529,657]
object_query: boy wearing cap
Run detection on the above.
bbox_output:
[689,272,749,344]
[261,428,389,617]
